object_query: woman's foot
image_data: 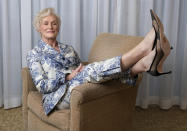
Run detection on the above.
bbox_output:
[121,28,155,71]
[130,49,156,76]
[137,28,156,56]
[142,28,156,54]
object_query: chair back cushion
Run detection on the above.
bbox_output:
[88,33,143,63]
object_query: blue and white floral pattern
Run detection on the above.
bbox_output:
[27,40,137,115]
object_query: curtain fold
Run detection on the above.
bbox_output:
[0,0,4,107]
[0,0,186,110]
[179,0,187,109]
[0,0,22,109]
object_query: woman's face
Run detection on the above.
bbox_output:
[39,15,59,40]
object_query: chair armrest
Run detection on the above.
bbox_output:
[22,67,36,92]
[71,74,142,105]
[21,67,37,130]
[70,74,142,131]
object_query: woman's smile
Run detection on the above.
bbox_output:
[39,15,59,40]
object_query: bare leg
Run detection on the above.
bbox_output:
[121,28,155,70]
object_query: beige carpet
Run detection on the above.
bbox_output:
[0,107,23,131]
[1,106,187,131]
[133,106,187,131]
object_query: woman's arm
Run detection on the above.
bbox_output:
[27,51,67,94]
[66,63,85,80]
[65,45,85,80]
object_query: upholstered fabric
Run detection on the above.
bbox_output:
[28,110,60,131]
[22,33,143,131]
[28,91,70,130]
[70,79,141,131]
[22,67,36,131]
[88,33,143,62]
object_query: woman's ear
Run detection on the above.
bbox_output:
[37,28,41,34]
[37,28,42,36]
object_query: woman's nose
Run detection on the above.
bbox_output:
[48,23,53,28]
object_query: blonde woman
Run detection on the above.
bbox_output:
[27,8,172,115]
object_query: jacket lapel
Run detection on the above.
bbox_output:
[39,40,66,65]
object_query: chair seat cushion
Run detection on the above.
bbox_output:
[28,91,70,130]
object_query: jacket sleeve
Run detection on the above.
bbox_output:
[26,51,66,94]
[65,45,81,67]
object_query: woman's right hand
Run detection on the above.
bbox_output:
[66,63,85,81]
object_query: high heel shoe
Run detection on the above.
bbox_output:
[151,10,164,33]
[150,9,173,49]
[147,34,172,76]
[150,9,160,50]
[147,10,172,76]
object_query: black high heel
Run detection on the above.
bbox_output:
[147,10,172,76]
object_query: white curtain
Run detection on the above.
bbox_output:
[0,0,187,110]
[0,0,22,109]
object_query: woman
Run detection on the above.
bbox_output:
[27,8,172,115]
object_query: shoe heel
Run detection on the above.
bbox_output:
[148,70,172,76]
[157,70,172,76]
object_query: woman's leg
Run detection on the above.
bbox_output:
[130,48,156,76]
[75,28,157,84]
[121,28,155,71]
[56,28,157,110]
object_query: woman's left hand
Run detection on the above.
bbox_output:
[66,63,85,81]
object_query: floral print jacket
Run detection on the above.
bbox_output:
[26,40,80,115]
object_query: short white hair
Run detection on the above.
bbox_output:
[33,8,61,32]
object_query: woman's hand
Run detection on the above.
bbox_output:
[66,63,85,81]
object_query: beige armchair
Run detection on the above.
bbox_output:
[22,33,143,131]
